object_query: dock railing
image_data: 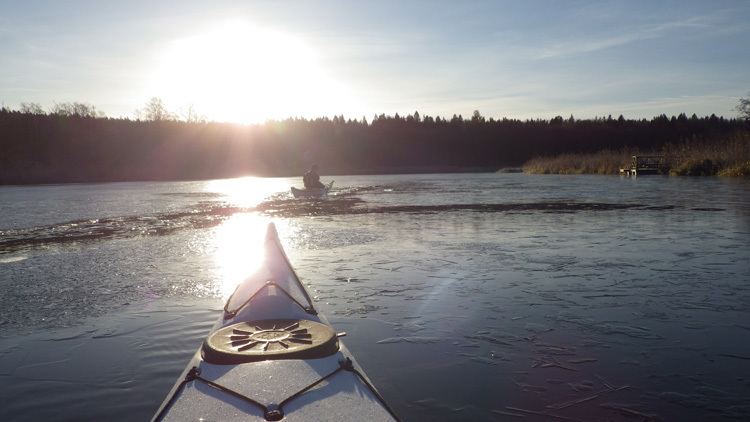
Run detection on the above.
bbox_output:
[621,155,664,176]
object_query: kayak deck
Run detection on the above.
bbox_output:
[152,222,398,422]
[154,345,396,421]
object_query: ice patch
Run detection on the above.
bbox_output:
[0,256,27,264]
[376,336,441,344]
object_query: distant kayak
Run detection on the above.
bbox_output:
[151,222,399,422]
[291,181,333,198]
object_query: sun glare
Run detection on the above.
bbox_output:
[206,177,293,297]
[147,21,361,124]
[213,213,268,298]
[207,176,289,208]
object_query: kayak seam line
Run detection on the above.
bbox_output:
[224,280,317,319]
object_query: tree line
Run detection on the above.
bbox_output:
[0,102,747,185]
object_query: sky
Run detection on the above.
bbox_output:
[1,0,749,124]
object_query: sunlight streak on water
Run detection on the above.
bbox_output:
[413,275,457,319]
[205,177,298,298]
[205,176,289,208]
[211,214,269,299]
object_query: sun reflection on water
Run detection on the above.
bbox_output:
[206,176,290,208]
[212,213,270,298]
[206,177,298,298]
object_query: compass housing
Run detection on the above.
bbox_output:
[202,318,340,364]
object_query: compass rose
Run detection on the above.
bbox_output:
[203,318,340,363]
[230,321,313,352]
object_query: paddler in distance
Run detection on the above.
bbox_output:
[303,164,325,189]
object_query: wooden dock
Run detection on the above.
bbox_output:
[620,155,664,176]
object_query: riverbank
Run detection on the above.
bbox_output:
[522,129,750,176]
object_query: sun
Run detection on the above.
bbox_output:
[146,20,360,124]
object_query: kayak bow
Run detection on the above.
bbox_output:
[151,222,399,422]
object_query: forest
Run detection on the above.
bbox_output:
[0,105,747,185]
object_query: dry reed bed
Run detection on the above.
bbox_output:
[523,130,750,176]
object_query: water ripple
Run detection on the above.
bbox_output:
[2,190,712,255]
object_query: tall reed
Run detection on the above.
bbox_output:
[522,130,750,177]
[663,131,750,176]
[523,148,634,175]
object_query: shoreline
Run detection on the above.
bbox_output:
[520,130,750,177]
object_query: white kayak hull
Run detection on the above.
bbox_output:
[151,222,398,422]
[291,181,333,198]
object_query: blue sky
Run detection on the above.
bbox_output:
[1,0,748,123]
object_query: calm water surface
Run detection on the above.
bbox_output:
[0,173,748,421]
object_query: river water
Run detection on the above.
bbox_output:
[0,173,748,421]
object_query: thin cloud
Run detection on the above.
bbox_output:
[536,32,644,60]
[535,12,722,60]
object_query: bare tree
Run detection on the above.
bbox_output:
[20,102,45,114]
[138,97,176,121]
[736,91,750,121]
[471,110,484,124]
[180,103,207,123]
[51,102,105,118]
[51,102,74,116]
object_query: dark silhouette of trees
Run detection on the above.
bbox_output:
[0,103,745,185]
